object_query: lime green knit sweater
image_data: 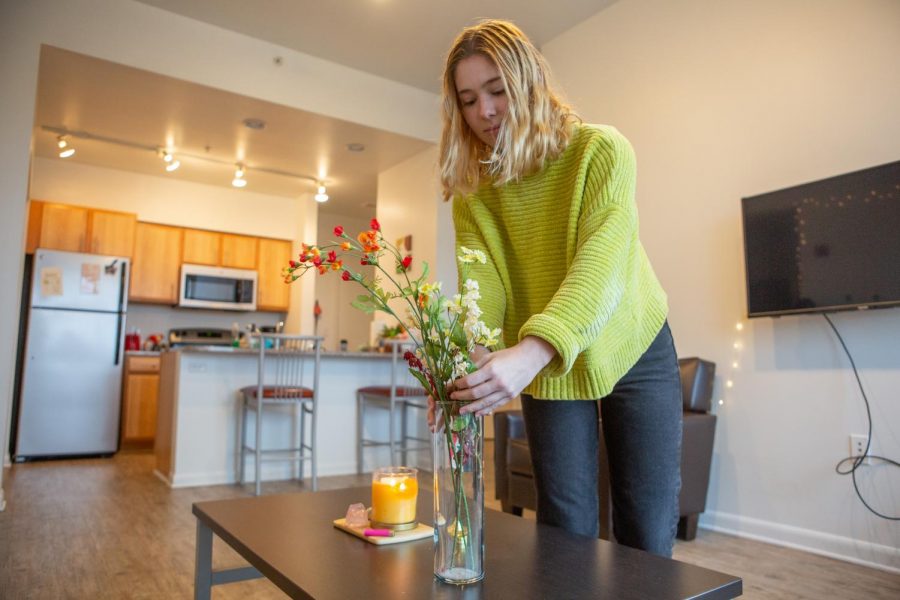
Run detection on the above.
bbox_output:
[452,124,668,400]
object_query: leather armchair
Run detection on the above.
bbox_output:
[493,357,716,541]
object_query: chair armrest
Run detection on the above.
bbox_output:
[678,357,716,413]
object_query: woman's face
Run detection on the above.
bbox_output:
[454,54,508,148]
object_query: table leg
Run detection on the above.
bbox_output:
[194,518,213,600]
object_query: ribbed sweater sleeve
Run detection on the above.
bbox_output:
[518,130,638,377]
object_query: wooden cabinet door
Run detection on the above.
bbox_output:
[257,238,293,312]
[33,202,89,252]
[88,209,136,257]
[122,372,159,443]
[183,229,221,265]
[130,223,183,304]
[220,234,258,269]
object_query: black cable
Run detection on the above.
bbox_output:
[824,312,900,520]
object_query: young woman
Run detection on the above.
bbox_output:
[435,19,683,557]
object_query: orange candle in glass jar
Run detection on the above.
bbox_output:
[371,467,418,524]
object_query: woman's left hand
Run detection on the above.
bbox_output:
[452,336,556,416]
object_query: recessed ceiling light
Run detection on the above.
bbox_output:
[346,143,365,152]
[242,118,266,130]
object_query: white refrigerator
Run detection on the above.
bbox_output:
[14,249,129,459]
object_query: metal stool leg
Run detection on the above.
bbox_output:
[239,397,247,485]
[356,392,364,474]
[400,400,409,466]
[388,396,397,467]
[298,401,305,483]
[254,400,263,496]
[309,401,317,491]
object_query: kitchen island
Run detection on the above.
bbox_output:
[154,346,424,488]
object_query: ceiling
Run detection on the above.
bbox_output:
[134,0,617,93]
[33,1,618,219]
[34,46,433,218]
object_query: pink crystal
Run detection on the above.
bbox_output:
[345,502,369,528]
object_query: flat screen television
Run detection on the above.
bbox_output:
[741,160,900,318]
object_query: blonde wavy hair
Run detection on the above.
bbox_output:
[439,19,579,200]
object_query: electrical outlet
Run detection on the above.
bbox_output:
[849,434,870,464]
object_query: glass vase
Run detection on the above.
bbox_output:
[432,402,484,584]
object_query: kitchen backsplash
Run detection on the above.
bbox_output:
[125,304,285,345]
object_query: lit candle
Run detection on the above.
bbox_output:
[371,467,418,525]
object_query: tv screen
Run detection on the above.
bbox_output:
[741,160,900,318]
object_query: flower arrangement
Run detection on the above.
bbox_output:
[283,218,498,583]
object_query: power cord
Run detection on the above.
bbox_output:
[823,313,899,520]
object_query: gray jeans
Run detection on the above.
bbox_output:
[521,321,682,557]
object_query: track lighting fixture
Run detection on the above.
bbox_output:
[232,164,247,188]
[159,150,180,172]
[57,136,75,158]
[44,126,328,192]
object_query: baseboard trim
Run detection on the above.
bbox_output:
[700,510,900,574]
[164,461,361,488]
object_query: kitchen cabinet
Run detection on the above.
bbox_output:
[121,354,160,449]
[220,234,258,270]
[257,238,293,312]
[26,201,88,253]
[26,200,136,257]
[182,228,221,266]
[87,209,136,257]
[130,223,183,304]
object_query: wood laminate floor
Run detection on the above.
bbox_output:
[1,447,897,599]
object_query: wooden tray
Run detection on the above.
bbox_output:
[333,518,433,545]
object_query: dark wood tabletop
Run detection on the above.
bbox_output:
[193,487,741,600]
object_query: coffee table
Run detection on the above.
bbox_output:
[193,487,742,599]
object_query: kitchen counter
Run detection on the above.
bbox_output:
[154,346,426,488]
[125,350,161,357]
[171,345,393,360]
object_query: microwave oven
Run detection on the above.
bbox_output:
[178,264,257,311]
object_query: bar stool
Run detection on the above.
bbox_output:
[356,340,430,473]
[238,334,322,495]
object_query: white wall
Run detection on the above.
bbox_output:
[544,0,900,570]
[314,212,375,352]
[32,157,305,239]
[376,146,455,318]
[0,0,439,505]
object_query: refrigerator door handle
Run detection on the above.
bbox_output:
[114,311,123,365]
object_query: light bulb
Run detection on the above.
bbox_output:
[317,185,326,195]
[57,137,68,149]
[59,147,75,158]
[232,177,247,188]
[165,160,180,172]
[163,152,173,163]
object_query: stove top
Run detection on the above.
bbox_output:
[168,328,233,347]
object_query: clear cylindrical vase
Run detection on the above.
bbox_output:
[432,402,484,584]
